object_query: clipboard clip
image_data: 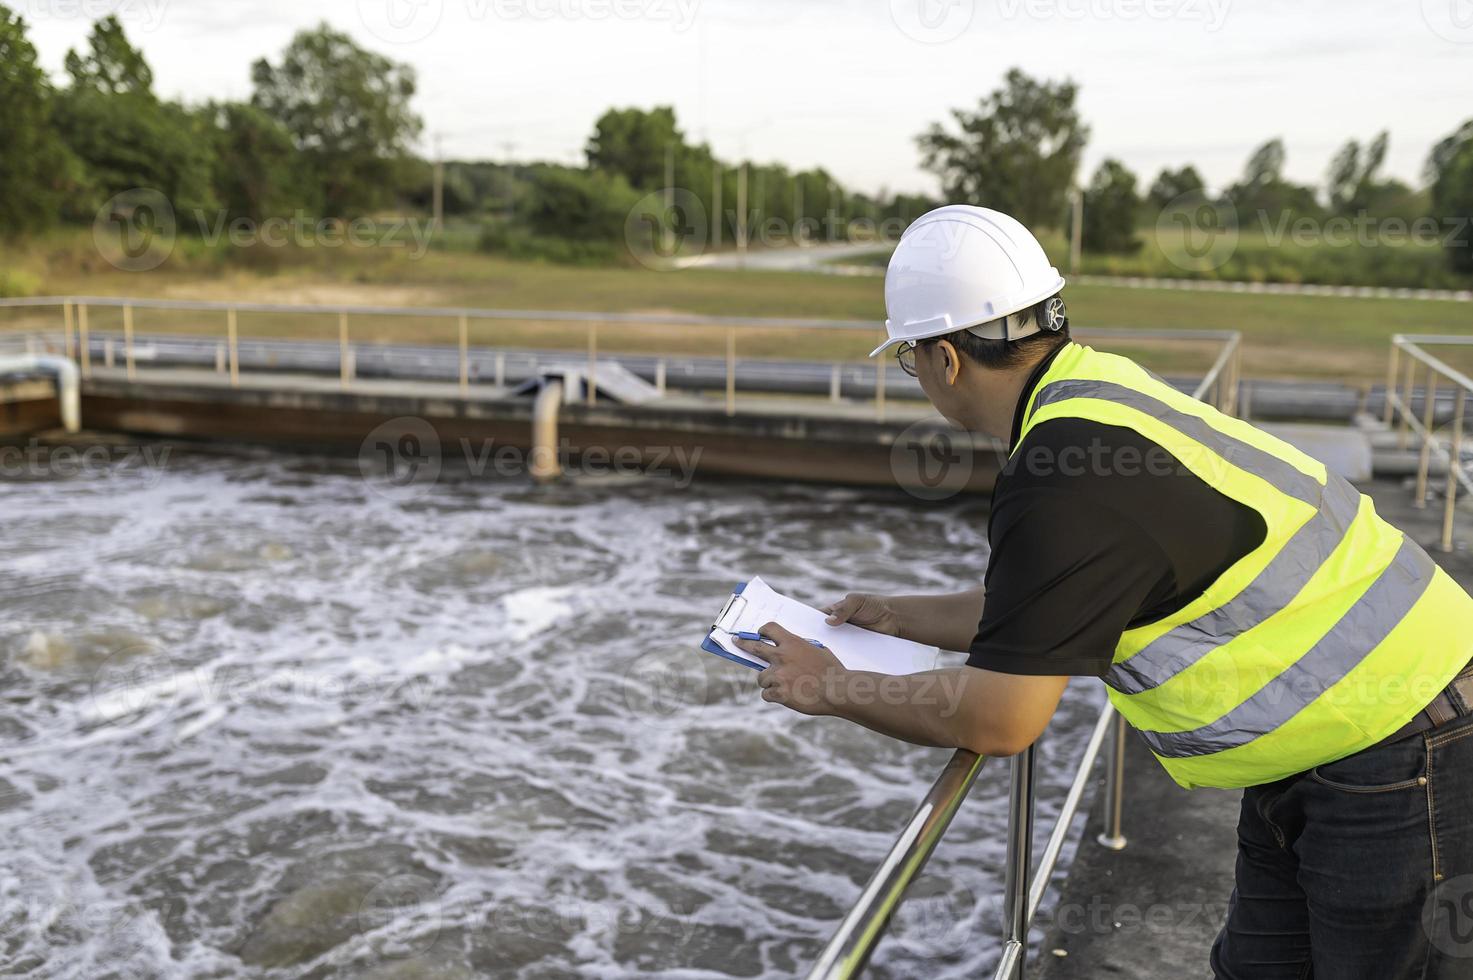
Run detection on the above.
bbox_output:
[713,592,748,632]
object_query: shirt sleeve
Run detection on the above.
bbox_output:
[967,484,1176,677]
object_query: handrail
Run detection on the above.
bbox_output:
[2,296,1244,425]
[1384,334,1472,553]
[805,332,1241,979]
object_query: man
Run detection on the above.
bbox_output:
[733,205,1473,978]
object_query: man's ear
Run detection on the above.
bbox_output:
[935,339,962,386]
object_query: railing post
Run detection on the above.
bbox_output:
[1399,355,1417,450]
[1416,368,1439,508]
[339,311,351,388]
[495,352,506,388]
[1000,745,1037,980]
[726,327,737,417]
[459,313,470,394]
[1384,342,1400,425]
[123,302,136,380]
[63,300,75,361]
[78,303,91,378]
[655,359,667,396]
[227,308,240,388]
[1097,711,1128,850]
[830,364,842,403]
[587,321,598,406]
[1443,388,1465,554]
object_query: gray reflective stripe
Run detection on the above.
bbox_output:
[1136,537,1438,759]
[1031,379,1322,506]
[1107,476,1364,696]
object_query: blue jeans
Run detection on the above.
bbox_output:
[1211,714,1473,979]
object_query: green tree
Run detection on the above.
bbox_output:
[1227,138,1320,225]
[63,14,152,95]
[522,166,639,239]
[586,106,684,191]
[1082,159,1141,253]
[1147,165,1206,210]
[1427,120,1473,275]
[53,16,214,220]
[0,5,79,235]
[251,24,422,216]
[916,68,1089,228]
[1325,131,1389,215]
[201,101,315,221]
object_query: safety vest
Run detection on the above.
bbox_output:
[1016,342,1473,790]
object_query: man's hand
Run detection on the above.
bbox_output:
[822,593,901,636]
[735,622,846,716]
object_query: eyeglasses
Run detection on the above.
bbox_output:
[895,341,919,378]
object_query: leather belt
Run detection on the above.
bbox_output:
[1371,657,1473,750]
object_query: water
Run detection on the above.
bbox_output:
[0,445,1102,978]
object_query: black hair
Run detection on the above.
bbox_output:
[921,296,1069,370]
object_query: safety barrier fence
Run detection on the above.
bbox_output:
[0,296,1241,420]
[803,339,1240,979]
[1384,334,1473,554]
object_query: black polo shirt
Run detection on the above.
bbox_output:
[966,346,1268,677]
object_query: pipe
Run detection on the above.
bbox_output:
[530,378,563,482]
[0,355,81,433]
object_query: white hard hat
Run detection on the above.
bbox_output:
[871,205,1067,357]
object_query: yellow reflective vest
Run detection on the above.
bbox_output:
[1016,342,1473,789]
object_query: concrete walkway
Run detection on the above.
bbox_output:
[1036,477,1472,979]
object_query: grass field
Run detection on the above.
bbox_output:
[2,231,1468,383]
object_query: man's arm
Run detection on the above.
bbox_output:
[736,624,1068,757]
[824,588,986,652]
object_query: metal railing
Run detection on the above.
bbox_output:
[1384,334,1473,553]
[806,332,1242,980]
[1,297,1241,423]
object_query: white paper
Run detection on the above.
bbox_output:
[709,576,941,675]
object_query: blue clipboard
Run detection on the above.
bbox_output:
[701,581,765,671]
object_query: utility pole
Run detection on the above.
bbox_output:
[712,162,723,250]
[663,143,676,256]
[1069,186,1084,274]
[432,133,445,236]
[503,141,517,225]
[794,179,804,246]
[737,163,749,265]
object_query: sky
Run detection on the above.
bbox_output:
[20,0,1473,198]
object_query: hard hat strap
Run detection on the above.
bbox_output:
[962,297,1067,343]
